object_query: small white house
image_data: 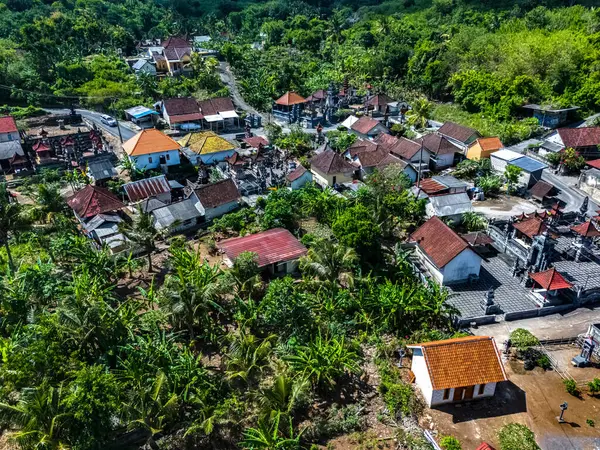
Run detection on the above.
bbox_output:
[122,129,181,171]
[408,336,508,407]
[411,216,481,285]
[187,178,241,221]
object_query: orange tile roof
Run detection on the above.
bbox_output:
[529,267,573,291]
[123,129,180,156]
[476,137,503,151]
[275,91,306,106]
[410,336,507,390]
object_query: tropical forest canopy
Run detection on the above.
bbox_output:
[1,0,600,137]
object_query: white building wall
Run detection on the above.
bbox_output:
[430,382,496,406]
[410,350,433,406]
[311,167,353,188]
[433,152,454,169]
[200,149,237,165]
[409,149,431,166]
[0,131,16,143]
[130,149,180,170]
[205,200,239,221]
[491,155,509,173]
[415,247,444,285]
[442,248,481,284]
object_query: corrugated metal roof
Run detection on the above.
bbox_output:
[152,198,202,230]
[429,192,473,216]
[123,175,171,202]
[509,156,547,173]
[432,175,468,189]
[491,149,523,161]
[218,228,307,267]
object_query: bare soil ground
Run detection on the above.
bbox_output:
[422,360,600,450]
[545,346,600,385]
[473,195,538,218]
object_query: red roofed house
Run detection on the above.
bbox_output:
[123,175,172,204]
[408,336,508,406]
[543,127,600,159]
[0,116,25,172]
[161,98,203,130]
[411,216,482,285]
[419,133,463,170]
[122,129,181,170]
[350,116,389,139]
[187,178,241,221]
[218,228,307,275]
[376,134,430,171]
[67,184,125,220]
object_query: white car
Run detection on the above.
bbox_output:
[100,115,117,127]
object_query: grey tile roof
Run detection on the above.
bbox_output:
[152,198,202,230]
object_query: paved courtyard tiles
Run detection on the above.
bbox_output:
[446,255,539,320]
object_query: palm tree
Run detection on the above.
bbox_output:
[0,189,28,273]
[407,97,433,130]
[259,375,309,418]
[225,329,276,384]
[119,205,161,273]
[29,183,68,224]
[0,381,71,450]
[240,411,302,450]
[299,239,357,288]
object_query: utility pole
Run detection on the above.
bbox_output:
[415,142,425,197]
[112,98,124,144]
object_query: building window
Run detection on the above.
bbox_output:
[443,388,450,400]
[166,154,170,160]
[148,157,153,164]
[478,384,485,395]
[7,134,12,141]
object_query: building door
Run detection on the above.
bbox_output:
[453,387,465,402]
[464,385,474,400]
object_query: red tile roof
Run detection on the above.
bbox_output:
[411,336,508,390]
[376,153,409,170]
[438,121,479,143]
[310,149,356,175]
[513,216,547,239]
[287,164,308,182]
[476,443,496,450]
[305,89,326,102]
[162,36,190,48]
[367,93,393,106]
[218,228,307,267]
[571,220,600,237]
[193,178,240,209]
[587,159,600,169]
[0,116,18,134]
[123,129,181,156]
[530,267,573,291]
[419,133,461,155]
[275,91,306,106]
[33,141,51,152]
[411,216,470,268]
[123,175,171,203]
[67,185,125,218]
[243,136,269,148]
[557,127,600,148]
[351,116,384,135]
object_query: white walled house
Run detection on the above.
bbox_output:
[310,147,356,187]
[187,178,241,222]
[122,129,181,171]
[408,336,508,407]
[411,216,481,285]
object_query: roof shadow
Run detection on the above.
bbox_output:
[433,381,527,423]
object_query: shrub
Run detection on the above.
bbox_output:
[587,378,600,396]
[440,435,462,450]
[498,423,540,450]
[587,418,595,427]
[535,354,551,370]
[564,379,580,397]
[509,328,539,351]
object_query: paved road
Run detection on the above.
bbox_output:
[541,170,598,215]
[44,108,136,142]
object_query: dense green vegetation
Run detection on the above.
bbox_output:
[0,170,466,449]
[1,0,600,141]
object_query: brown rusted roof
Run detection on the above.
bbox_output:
[438,121,479,143]
[376,153,409,170]
[417,178,448,195]
[419,133,461,156]
[529,180,554,200]
[367,93,393,106]
[163,97,199,116]
[411,216,470,268]
[198,97,236,116]
[310,149,355,175]
[461,232,494,246]
[193,178,240,209]
[123,175,171,203]
[162,36,190,48]
[410,336,508,390]
[557,127,600,148]
[67,185,125,218]
[243,136,269,148]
